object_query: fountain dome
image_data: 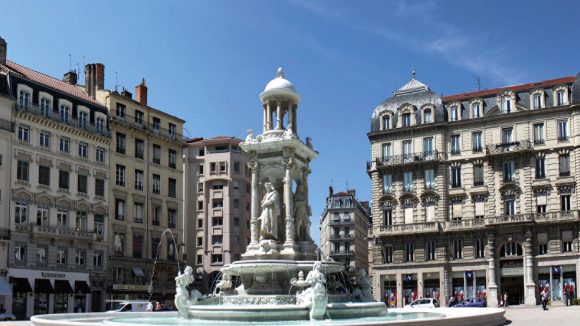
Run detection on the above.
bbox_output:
[260,67,300,103]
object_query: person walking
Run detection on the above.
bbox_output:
[541,288,549,310]
[503,292,508,308]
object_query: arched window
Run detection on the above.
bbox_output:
[423,109,432,123]
[501,96,511,113]
[381,114,391,130]
[40,98,51,117]
[18,90,31,109]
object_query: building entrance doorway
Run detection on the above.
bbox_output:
[501,276,524,305]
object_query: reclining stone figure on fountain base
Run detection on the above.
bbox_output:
[175,266,201,317]
[291,262,328,320]
[352,269,374,302]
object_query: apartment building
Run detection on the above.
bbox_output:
[0,39,110,318]
[95,74,185,307]
[320,187,371,275]
[368,70,580,307]
[185,137,250,293]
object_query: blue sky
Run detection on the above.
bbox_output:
[2,0,580,243]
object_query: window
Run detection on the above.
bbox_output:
[533,123,544,144]
[169,123,177,139]
[168,209,176,228]
[475,238,485,258]
[198,164,204,175]
[37,245,48,264]
[212,216,223,226]
[472,132,482,152]
[198,182,204,193]
[95,178,105,197]
[402,113,411,127]
[115,199,125,220]
[382,115,391,130]
[383,174,393,193]
[114,267,124,283]
[233,180,240,191]
[56,247,67,265]
[39,131,50,148]
[233,161,240,173]
[471,102,481,118]
[18,90,30,109]
[450,106,459,121]
[135,139,144,159]
[404,241,415,262]
[59,105,70,123]
[168,178,177,198]
[453,239,463,259]
[423,137,433,156]
[219,162,227,173]
[473,164,484,186]
[152,174,161,194]
[17,160,29,181]
[116,103,126,120]
[556,90,566,106]
[169,149,177,168]
[79,111,88,129]
[199,148,205,156]
[211,254,223,264]
[504,197,516,216]
[451,135,460,155]
[197,200,203,211]
[78,174,88,193]
[538,233,548,255]
[501,96,511,113]
[152,206,161,225]
[153,145,161,164]
[152,117,160,132]
[381,143,392,161]
[402,140,412,160]
[132,235,143,258]
[426,240,436,261]
[94,215,104,237]
[501,128,513,144]
[17,125,29,142]
[114,233,125,256]
[557,120,568,141]
[535,157,546,179]
[134,203,144,223]
[233,199,240,208]
[96,117,105,134]
[197,255,203,264]
[40,98,51,116]
[561,194,571,211]
[115,164,126,186]
[76,249,86,266]
[537,195,547,213]
[14,243,26,262]
[135,110,144,125]
[403,171,413,192]
[134,169,144,190]
[451,166,461,188]
[78,142,88,158]
[15,201,28,224]
[116,133,126,154]
[59,170,70,190]
[503,161,515,182]
[212,235,223,246]
[533,93,542,109]
[60,137,70,153]
[57,209,68,226]
[96,147,105,163]
[383,208,393,226]
[382,245,393,263]
[36,206,49,225]
[93,251,103,269]
[424,109,432,123]
[424,169,435,189]
[562,230,573,252]
[559,154,570,176]
[212,199,223,209]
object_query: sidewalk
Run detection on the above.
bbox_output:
[504,305,580,326]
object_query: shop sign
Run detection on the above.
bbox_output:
[112,284,150,292]
[41,272,66,278]
[155,263,178,273]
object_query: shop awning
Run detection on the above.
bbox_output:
[35,279,54,293]
[132,267,145,277]
[74,281,91,294]
[10,277,32,293]
[55,280,74,294]
[0,279,12,296]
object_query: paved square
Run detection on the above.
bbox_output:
[504,305,580,326]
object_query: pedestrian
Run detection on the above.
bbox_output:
[564,283,569,306]
[503,292,508,308]
[541,288,548,310]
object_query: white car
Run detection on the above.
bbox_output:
[404,298,439,308]
[106,301,151,313]
[0,312,16,321]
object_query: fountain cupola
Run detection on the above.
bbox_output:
[259,67,300,136]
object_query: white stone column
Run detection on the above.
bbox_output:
[396,273,403,308]
[276,102,282,130]
[486,234,498,307]
[249,162,260,245]
[266,103,272,131]
[282,160,295,252]
[263,105,267,131]
[417,272,424,299]
[524,231,536,305]
[287,102,294,133]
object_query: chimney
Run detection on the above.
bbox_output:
[347,189,356,197]
[84,63,105,98]
[121,87,132,99]
[63,70,77,85]
[135,78,148,106]
[328,186,334,198]
[0,36,6,65]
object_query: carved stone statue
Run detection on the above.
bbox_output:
[259,182,280,239]
[175,266,194,317]
[293,181,310,241]
[295,262,328,320]
[245,129,254,142]
[353,269,373,302]
[216,273,234,295]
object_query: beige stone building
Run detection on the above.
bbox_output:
[95,73,185,306]
[1,39,110,318]
[319,187,371,275]
[368,71,580,307]
[184,137,250,292]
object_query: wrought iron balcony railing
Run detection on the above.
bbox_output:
[486,140,533,156]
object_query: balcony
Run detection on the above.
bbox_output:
[330,219,354,226]
[330,233,354,240]
[444,218,485,231]
[331,250,355,256]
[485,213,534,225]
[486,140,533,156]
[112,115,185,144]
[534,210,579,223]
[378,222,440,235]
[15,223,96,241]
[14,104,111,137]
[369,150,445,170]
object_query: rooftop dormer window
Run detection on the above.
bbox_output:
[59,105,70,123]
[96,117,105,134]
[423,108,432,123]
[40,98,51,117]
[381,114,392,130]
[471,102,481,118]
[450,106,460,121]
[79,111,88,129]
[402,113,411,127]
[18,90,30,109]
[554,86,568,106]
[501,96,511,113]
[116,103,126,121]
[533,93,541,109]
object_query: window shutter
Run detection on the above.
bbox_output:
[426,206,435,222]
[475,202,485,216]
[538,233,548,244]
[537,195,547,206]
[404,207,413,224]
[562,230,573,242]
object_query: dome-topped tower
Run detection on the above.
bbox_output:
[259,67,301,136]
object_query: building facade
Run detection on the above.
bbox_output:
[184,137,250,293]
[368,71,580,307]
[95,75,185,307]
[0,40,111,317]
[320,187,370,275]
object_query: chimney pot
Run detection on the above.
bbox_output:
[121,88,132,99]
[64,70,77,85]
[135,78,148,106]
[84,63,105,99]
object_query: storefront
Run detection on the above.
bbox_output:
[383,278,397,308]
[538,265,577,302]
[402,274,417,305]
[0,277,13,316]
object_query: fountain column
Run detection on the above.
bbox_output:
[287,102,294,133]
[249,161,260,245]
[524,230,536,305]
[276,101,282,129]
[266,102,272,130]
[486,233,498,307]
[282,159,295,253]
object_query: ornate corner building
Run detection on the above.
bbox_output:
[368,70,580,307]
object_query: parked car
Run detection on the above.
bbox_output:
[106,301,151,313]
[0,312,16,321]
[453,298,487,308]
[404,298,439,308]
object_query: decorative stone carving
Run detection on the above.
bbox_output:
[294,180,310,241]
[353,269,373,302]
[295,262,328,320]
[259,182,280,240]
[175,266,194,317]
